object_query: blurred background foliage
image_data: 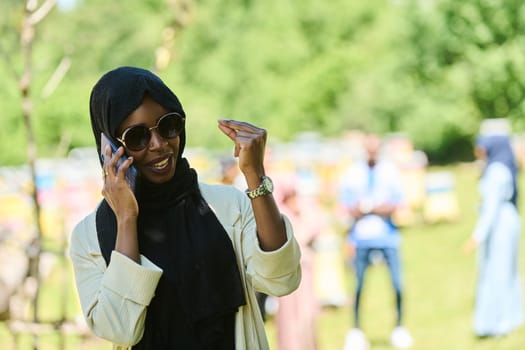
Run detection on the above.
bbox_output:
[1,0,524,165]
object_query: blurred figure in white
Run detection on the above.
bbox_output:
[463,132,523,337]
[339,133,413,350]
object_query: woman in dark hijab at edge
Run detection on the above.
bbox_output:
[68,66,301,350]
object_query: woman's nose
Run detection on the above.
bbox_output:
[148,129,167,149]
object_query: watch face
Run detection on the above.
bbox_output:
[262,176,273,192]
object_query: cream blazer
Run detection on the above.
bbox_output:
[69,183,301,350]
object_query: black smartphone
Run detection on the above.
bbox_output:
[100,133,137,190]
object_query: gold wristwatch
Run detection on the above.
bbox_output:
[245,176,274,199]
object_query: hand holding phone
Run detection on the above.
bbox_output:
[100,133,137,191]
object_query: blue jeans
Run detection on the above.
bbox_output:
[352,247,403,328]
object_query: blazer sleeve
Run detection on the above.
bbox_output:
[237,192,302,297]
[68,213,163,347]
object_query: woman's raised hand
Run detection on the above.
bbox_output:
[217,119,267,178]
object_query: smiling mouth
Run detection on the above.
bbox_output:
[152,157,169,169]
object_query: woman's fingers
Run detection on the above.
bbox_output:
[218,120,266,151]
[218,119,267,175]
[109,147,125,175]
[102,145,134,196]
[101,146,138,217]
[103,146,132,181]
[218,119,266,140]
[218,119,267,147]
[217,120,237,141]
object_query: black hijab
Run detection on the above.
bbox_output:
[90,66,245,349]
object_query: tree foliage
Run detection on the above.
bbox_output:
[1,0,524,165]
[398,0,525,161]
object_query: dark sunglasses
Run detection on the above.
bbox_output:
[117,112,185,151]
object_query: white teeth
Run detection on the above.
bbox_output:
[153,158,169,169]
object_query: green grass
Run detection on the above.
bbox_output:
[1,164,524,349]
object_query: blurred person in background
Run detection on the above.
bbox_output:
[338,133,413,350]
[219,156,247,189]
[275,176,322,350]
[463,134,523,337]
[69,66,301,349]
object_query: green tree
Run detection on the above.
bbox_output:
[398,0,525,161]
[170,0,391,149]
[3,0,524,165]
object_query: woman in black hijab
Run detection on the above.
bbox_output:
[69,66,301,350]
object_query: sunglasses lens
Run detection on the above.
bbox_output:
[158,114,184,139]
[124,127,150,151]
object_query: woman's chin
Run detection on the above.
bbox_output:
[142,158,176,183]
